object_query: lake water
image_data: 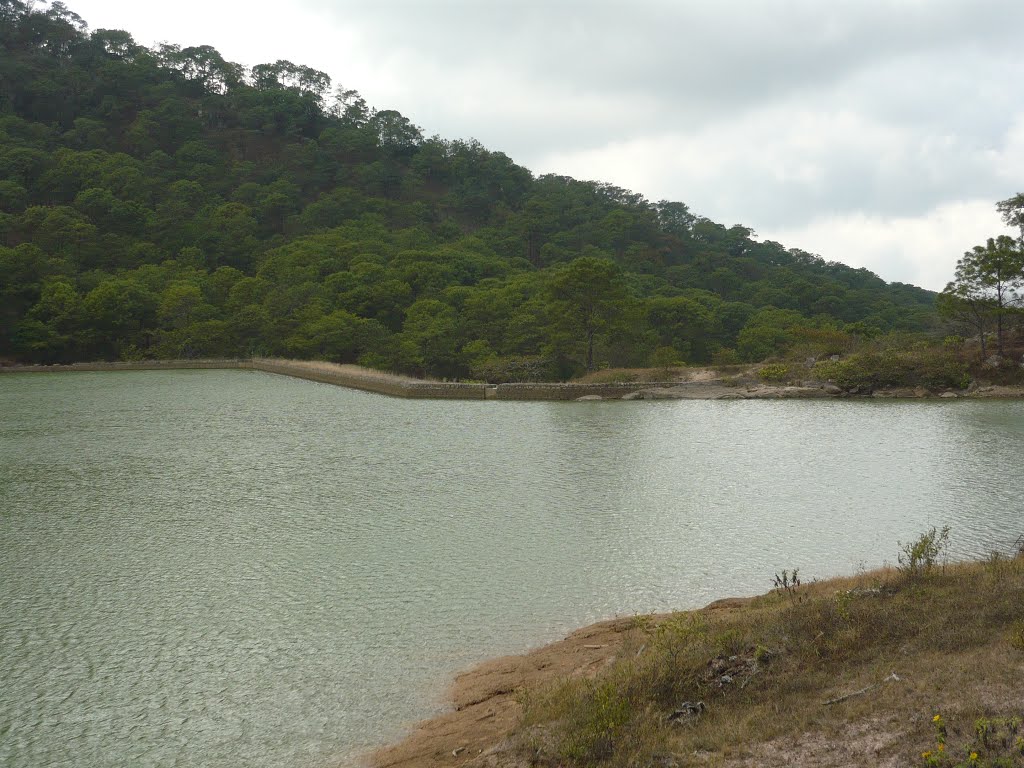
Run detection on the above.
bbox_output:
[1,370,1022,767]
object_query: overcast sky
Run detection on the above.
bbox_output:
[64,0,1024,290]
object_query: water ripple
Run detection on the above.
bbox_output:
[1,371,1023,767]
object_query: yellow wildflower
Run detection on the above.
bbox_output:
[933,714,942,722]
[970,752,979,761]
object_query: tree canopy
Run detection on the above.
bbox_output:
[0,2,940,378]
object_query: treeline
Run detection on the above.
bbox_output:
[0,1,939,379]
[938,195,1024,364]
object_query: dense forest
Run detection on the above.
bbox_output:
[0,1,940,379]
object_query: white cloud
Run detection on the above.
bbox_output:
[63,0,1024,290]
[762,201,1013,291]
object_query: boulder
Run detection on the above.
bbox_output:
[575,395,603,401]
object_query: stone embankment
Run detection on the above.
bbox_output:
[0,358,684,400]
[5,358,1023,400]
[252,358,490,398]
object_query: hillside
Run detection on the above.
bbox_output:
[0,2,938,378]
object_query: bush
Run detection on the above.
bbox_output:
[758,363,792,383]
[648,346,683,369]
[470,355,557,383]
[898,525,951,578]
[711,347,740,366]
[813,349,969,392]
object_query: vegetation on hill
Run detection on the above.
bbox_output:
[1,1,940,377]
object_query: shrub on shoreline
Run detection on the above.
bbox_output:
[813,348,970,392]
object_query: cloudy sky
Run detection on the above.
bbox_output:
[65,0,1024,290]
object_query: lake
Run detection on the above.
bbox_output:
[1,369,1021,767]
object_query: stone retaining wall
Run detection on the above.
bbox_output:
[0,358,680,401]
[251,359,489,399]
[493,382,677,400]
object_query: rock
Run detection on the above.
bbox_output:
[984,354,1002,369]
[716,392,745,399]
[804,356,817,369]
[575,395,603,401]
[620,391,643,400]
[781,386,816,396]
[667,701,706,722]
[940,391,957,398]
[829,354,840,362]
[822,384,843,395]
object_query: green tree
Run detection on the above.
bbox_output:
[81,278,157,358]
[996,192,1024,242]
[939,236,1023,357]
[399,298,462,376]
[549,256,627,371]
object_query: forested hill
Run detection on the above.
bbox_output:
[0,2,937,379]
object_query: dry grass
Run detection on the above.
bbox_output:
[505,556,1024,768]
[254,358,426,383]
[573,366,759,385]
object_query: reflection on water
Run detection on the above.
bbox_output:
[1,370,1022,767]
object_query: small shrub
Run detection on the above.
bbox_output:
[649,346,684,369]
[712,347,740,366]
[986,551,1011,586]
[1009,621,1024,653]
[714,628,748,658]
[753,644,773,664]
[773,568,801,598]
[898,526,951,579]
[758,363,792,383]
[919,713,1024,767]
[470,354,557,383]
[561,679,632,763]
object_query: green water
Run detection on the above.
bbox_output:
[1,370,1022,767]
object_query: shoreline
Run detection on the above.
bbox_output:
[361,612,673,768]
[5,357,1024,401]
[362,598,751,768]
[366,558,1024,768]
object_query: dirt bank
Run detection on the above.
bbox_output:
[366,600,750,768]
[367,559,1024,768]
